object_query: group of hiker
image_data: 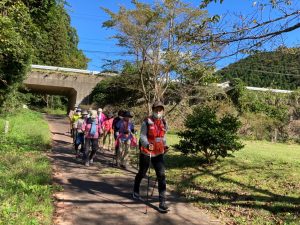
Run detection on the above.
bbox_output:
[68,107,135,168]
[68,101,169,212]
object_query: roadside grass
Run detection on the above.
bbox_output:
[0,110,54,225]
[40,107,66,116]
[165,138,300,225]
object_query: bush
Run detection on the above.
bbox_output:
[174,105,244,163]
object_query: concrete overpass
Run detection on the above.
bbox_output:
[24,65,116,111]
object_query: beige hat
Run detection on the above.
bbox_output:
[98,108,102,112]
[91,110,98,119]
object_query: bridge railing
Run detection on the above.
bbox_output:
[31,64,117,77]
[217,81,293,94]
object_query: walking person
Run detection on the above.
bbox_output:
[102,112,114,151]
[74,110,88,158]
[133,101,169,213]
[82,110,101,167]
[68,106,77,135]
[87,107,93,118]
[97,108,107,149]
[115,111,135,168]
[112,110,124,166]
[112,110,124,140]
[71,108,81,144]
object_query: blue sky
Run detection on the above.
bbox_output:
[66,0,300,71]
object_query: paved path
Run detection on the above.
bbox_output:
[46,115,221,225]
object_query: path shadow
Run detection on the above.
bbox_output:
[65,177,177,213]
[51,131,71,137]
[166,154,300,215]
[53,139,71,145]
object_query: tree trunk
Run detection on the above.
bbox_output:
[203,148,210,163]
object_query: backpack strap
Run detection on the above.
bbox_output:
[139,117,166,149]
[144,117,166,129]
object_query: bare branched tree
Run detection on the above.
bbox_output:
[102,0,216,114]
[196,0,300,61]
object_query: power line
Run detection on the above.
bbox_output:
[227,63,300,71]
[226,69,300,76]
[81,49,131,55]
[68,11,109,18]
[80,39,116,43]
[251,69,300,77]
[222,67,300,77]
[80,37,114,41]
[79,41,116,45]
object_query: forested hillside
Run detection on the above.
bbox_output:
[0,0,88,111]
[217,48,300,90]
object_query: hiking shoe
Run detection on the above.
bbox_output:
[132,192,141,200]
[158,202,169,213]
[85,161,90,167]
[89,158,94,164]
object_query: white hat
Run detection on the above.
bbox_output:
[91,110,98,119]
[98,108,102,112]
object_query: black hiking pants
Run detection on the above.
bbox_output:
[133,153,166,201]
[83,138,99,162]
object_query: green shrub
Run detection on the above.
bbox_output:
[174,105,244,163]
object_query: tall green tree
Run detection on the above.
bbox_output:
[31,3,88,68]
[0,1,32,110]
[0,0,88,110]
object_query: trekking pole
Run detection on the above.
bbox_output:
[150,178,157,197]
[145,149,152,214]
[134,131,139,169]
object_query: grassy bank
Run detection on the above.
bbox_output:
[0,110,54,225]
[165,138,300,224]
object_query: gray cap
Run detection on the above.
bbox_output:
[152,101,164,110]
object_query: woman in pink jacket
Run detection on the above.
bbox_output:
[102,112,114,151]
[82,110,102,167]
